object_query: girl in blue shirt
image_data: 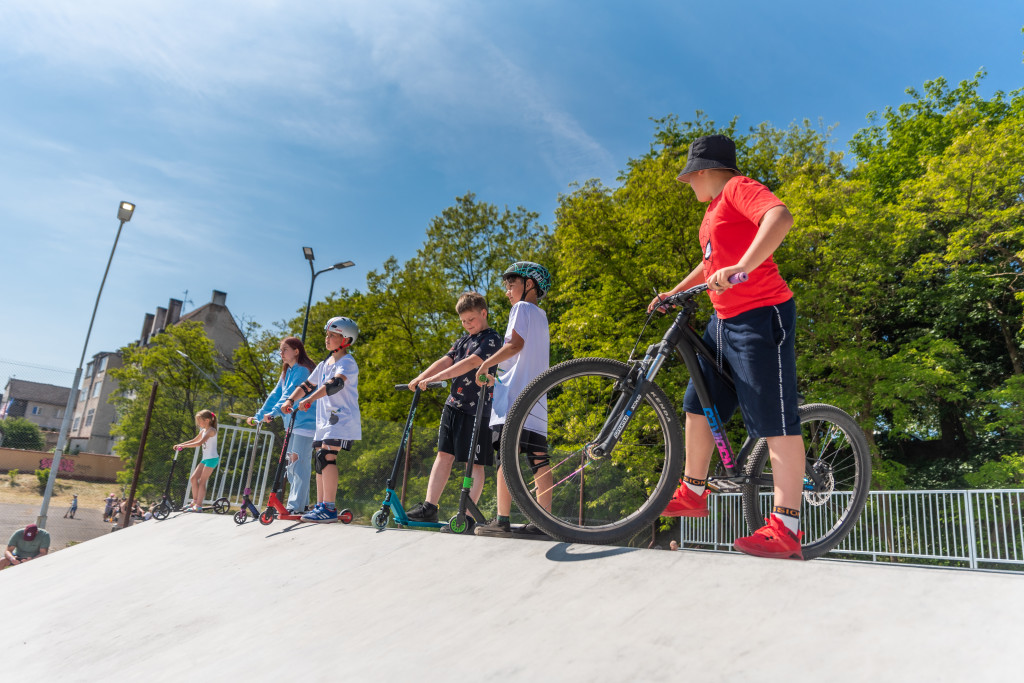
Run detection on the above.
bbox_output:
[250,337,317,513]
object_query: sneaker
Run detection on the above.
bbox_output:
[661,485,710,518]
[511,523,550,540]
[301,506,338,523]
[733,515,804,560]
[473,518,512,537]
[406,501,439,523]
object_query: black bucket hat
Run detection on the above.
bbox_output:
[676,134,739,181]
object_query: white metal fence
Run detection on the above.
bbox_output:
[182,424,276,507]
[680,489,1024,570]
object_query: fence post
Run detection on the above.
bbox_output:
[963,490,978,570]
[123,381,158,529]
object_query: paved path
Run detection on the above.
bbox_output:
[1,514,1020,681]
[0,502,117,550]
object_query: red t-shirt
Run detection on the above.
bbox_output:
[699,176,793,318]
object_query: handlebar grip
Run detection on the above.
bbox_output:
[728,272,748,284]
[393,381,448,391]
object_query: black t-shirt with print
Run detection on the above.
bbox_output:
[445,328,503,415]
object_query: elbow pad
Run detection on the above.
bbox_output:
[299,380,316,397]
[324,375,345,396]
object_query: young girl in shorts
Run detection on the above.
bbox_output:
[174,409,219,512]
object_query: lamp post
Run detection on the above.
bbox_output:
[39,201,136,528]
[300,247,354,344]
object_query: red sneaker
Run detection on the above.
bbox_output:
[733,515,804,560]
[661,484,710,518]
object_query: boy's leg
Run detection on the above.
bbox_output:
[766,435,805,509]
[470,464,485,503]
[495,466,512,517]
[532,460,552,512]
[425,452,456,505]
[661,412,715,517]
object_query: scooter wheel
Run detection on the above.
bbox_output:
[233,511,248,525]
[371,509,389,530]
[213,497,231,514]
[448,514,474,534]
[153,502,172,521]
[338,508,354,524]
[259,509,276,526]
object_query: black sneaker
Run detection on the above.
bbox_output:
[406,501,439,523]
[474,518,512,537]
[512,523,551,540]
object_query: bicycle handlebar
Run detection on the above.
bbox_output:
[394,381,447,391]
[657,272,748,309]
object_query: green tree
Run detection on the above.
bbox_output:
[0,417,46,451]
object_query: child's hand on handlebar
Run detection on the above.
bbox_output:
[707,267,748,293]
[647,292,673,314]
[299,400,312,412]
[282,399,294,414]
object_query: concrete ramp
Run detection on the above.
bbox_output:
[2,515,1020,681]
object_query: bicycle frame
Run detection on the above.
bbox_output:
[587,287,767,490]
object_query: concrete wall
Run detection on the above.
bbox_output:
[0,448,123,482]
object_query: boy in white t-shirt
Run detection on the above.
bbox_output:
[475,261,552,538]
[283,316,361,523]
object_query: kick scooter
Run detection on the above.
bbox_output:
[152,446,230,519]
[259,409,353,525]
[447,377,493,534]
[229,414,266,525]
[371,382,447,531]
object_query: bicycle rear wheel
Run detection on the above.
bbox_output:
[740,403,871,560]
[501,357,684,545]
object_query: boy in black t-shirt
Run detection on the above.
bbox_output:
[405,292,503,523]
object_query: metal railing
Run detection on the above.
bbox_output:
[182,424,276,507]
[680,489,1024,570]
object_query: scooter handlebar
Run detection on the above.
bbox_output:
[393,381,447,391]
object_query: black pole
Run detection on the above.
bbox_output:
[123,381,158,529]
[301,263,317,344]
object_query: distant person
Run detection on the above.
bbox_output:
[0,523,50,569]
[669,540,680,551]
[103,493,116,522]
[250,336,317,514]
[63,494,78,519]
[404,292,502,524]
[174,409,220,512]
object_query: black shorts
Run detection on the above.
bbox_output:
[437,405,495,467]
[313,439,352,451]
[491,424,549,472]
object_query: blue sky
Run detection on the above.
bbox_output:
[1,1,1021,384]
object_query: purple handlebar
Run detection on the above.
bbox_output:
[728,272,748,284]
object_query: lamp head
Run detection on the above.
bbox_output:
[117,202,135,222]
[332,261,355,270]
[302,247,315,261]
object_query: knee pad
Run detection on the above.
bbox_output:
[314,448,337,474]
[527,453,550,475]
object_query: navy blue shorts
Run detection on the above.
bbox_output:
[682,298,801,439]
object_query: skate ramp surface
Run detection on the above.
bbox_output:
[1,514,1020,681]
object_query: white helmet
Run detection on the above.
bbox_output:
[324,316,358,347]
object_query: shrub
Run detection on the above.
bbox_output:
[35,468,50,490]
[7,468,18,486]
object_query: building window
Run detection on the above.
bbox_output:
[85,409,95,427]
[73,417,80,431]
[98,356,108,372]
[56,409,64,419]
[85,362,93,378]
[92,381,103,398]
[31,406,40,415]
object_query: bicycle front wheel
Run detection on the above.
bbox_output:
[741,403,871,560]
[501,357,684,544]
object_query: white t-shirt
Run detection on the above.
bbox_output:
[490,301,549,434]
[309,353,361,441]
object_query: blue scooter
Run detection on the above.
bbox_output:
[371,382,446,531]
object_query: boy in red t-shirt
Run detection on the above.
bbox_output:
[648,134,806,560]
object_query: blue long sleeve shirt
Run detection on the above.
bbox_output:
[255,364,315,432]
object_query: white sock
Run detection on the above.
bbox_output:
[773,508,800,534]
[683,477,706,496]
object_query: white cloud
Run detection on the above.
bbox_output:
[0,0,612,176]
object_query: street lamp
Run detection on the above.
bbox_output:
[39,201,136,527]
[300,246,354,344]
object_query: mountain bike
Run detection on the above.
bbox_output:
[499,280,871,559]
